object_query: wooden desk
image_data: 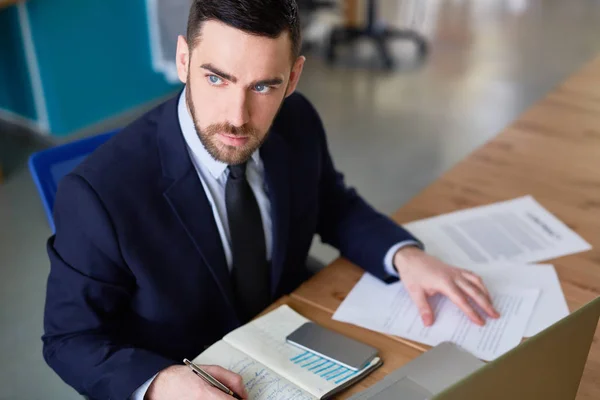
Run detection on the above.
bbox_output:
[292,55,600,399]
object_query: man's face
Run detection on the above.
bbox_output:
[176,20,305,165]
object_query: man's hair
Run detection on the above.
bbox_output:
[186,0,302,60]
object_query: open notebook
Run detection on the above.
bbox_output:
[193,305,382,399]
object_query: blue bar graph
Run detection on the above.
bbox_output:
[289,350,360,384]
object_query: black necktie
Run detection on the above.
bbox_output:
[225,163,271,321]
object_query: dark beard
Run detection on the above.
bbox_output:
[186,81,268,165]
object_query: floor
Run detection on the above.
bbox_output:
[1,0,600,398]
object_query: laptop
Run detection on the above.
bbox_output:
[350,296,600,400]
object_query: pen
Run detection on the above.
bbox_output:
[183,358,244,399]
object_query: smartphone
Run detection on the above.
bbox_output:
[286,322,378,371]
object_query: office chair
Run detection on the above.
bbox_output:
[28,130,118,232]
[327,0,428,69]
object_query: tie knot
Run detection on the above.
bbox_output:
[228,163,247,180]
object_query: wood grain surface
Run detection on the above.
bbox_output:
[292,56,600,399]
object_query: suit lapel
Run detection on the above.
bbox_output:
[260,132,291,296]
[157,94,238,320]
[157,93,292,307]
[163,171,237,315]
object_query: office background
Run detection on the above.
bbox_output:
[1,0,600,398]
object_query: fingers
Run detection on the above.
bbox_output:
[462,272,490,298]
[461,272,500,318]
[202,365,248,399]
[444,282,485,326]
[454,278,499,321]
[406,285,434,326]
[205,385,242,399]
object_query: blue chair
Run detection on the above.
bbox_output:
[28,130,118,233]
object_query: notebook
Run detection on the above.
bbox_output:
[193,305,382,399]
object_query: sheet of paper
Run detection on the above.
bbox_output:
[403,196,591,267]
[473,264,569,337]
[333,274,540,361]
[224,305,380,399]
[194,340,316,400]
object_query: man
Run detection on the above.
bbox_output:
[42,1,499,399]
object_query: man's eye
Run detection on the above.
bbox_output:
[207,75,223,85]
[254,84,271,94]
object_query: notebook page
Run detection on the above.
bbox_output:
[193,340,316,400]
[224,305,380,399]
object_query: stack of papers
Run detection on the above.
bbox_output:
[333,196,591,361]
[402,196,591,267]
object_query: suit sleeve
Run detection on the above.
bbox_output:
[42,174,175,400]
[307,103,422,281]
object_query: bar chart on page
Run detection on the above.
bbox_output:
[290,351,360,384]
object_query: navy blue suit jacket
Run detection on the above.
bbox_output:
[43,92,418,399]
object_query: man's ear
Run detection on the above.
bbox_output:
[176,35,190,84]
[285,56,306,97]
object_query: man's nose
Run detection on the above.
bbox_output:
[228,90,250,128]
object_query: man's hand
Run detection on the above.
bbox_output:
[146,365,248,400]
[394,247,500,327]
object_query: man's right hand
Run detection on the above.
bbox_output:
[145,365,248,399]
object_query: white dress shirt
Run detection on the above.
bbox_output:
[131,89,415,399]
[176,89,273,269]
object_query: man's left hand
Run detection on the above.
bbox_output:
[393,247,500,327]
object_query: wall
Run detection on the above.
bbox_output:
[0,0,182,136]
[0,6,37,123]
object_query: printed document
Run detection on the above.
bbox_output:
[475,264,569,337]
[333,274,540,361]
[403,196,591,267]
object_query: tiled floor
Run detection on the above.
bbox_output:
[1,0,600,398]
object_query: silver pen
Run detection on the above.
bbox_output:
[183,358,243,399]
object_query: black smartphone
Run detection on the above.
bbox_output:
[286,322,378,370]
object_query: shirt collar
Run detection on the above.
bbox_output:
[178,88,260,180]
